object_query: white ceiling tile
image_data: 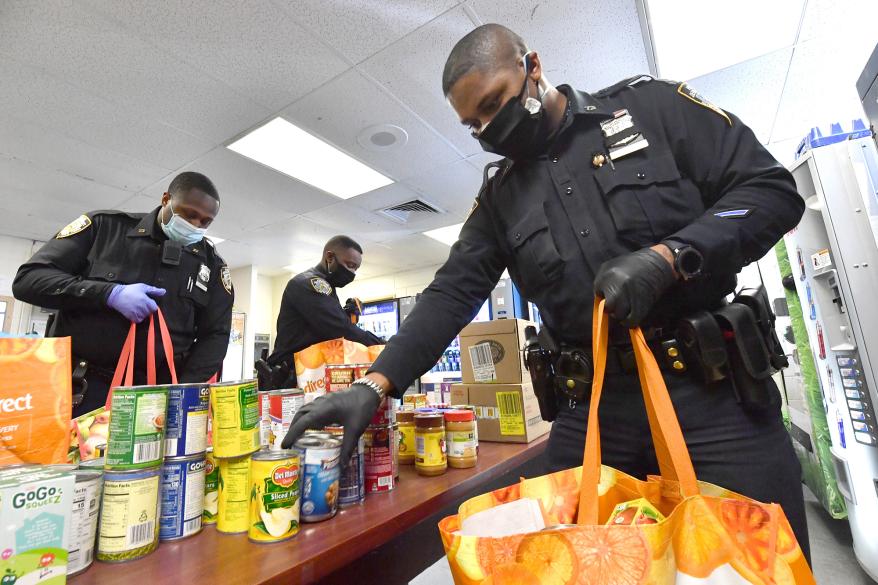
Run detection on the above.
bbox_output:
[465,151,504,171]
[79,0,351,112]
[771,36,877,144]
[282,69,462,181]
[799,0,878,44]
[136,148,340,235]
[765,137,803,169]
[302,202,416,243]
[368,234,454,271]
[0,115,168,192]
[468,0,650,91]
[687,49,793,144]
[360,6,481,157]
[402,158,483,218]
[0,1,271,145]
[0,58,214,170]
[277,0,459,63]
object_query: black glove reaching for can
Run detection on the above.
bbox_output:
[281,383,381,465]
[594,247,677,328]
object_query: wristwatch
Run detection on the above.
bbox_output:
[353,377,386,401]
[664,242,704,281]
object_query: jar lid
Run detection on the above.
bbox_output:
[414,413,444,428]
[443,409,474,422]
[396,410,415,423]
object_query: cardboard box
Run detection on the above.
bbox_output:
[459,319,534,384]
[450,382,551,443]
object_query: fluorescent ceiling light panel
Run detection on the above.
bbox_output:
[423,223,464,246]
[647,0,803,81]
[227,117,394,199]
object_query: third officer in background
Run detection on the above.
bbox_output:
[281,25,810,558]
[258,236,383,390]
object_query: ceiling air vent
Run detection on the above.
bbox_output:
[378,198,444,223]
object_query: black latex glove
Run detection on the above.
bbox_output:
[594,248,676,328]
[281,383,381,465]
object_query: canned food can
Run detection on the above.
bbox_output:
[217,455,251,534]
[364,425,395,494]
[203,449,218,525]
[105,386,169,470]
[68,469,104,576]
[323,426,365,507]
[79,457,105,470]
[258,391,271,447]
[249,449,300,543]
[295,435,341,522]
[164,384,209,458]
[392,423,400,480]
[369,396,396,426]
[268,389,305,450]
[209,380,260,458]
[160,455,205,541]
[97,467,161,562]
[324,364,364,393]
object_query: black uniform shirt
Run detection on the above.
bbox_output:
[13,207,234,382]
[372,77,805,395]
[267,266,383,366]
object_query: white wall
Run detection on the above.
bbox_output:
[251,273,274,341]
[0,235,42,334]
[229,266,256,375]
[342,264,443,302]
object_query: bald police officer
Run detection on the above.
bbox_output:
[257,236,383,390]
[13,172,234,416]
[281,25,809,557]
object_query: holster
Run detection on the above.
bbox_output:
[523,326,559,422]
[676,311,728,384]
[71,358,89,408]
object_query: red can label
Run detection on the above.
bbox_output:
[325,365,366,393]
[370,397,396,426]
[364,426,395,493]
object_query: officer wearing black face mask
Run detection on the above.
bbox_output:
[280,24,810,559]
[258,235,384,390]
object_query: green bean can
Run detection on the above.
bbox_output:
[106,385,169,470]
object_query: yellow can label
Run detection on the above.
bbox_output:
[415,429,446,467]
[217,456,251,533]
[98,474,160,557]
[210,381,260,458]
[249,456,300,542]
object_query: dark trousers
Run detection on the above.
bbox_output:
[546,369,811,564]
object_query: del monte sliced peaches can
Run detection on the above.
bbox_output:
[106,385,169,470]
[249,449,300,543]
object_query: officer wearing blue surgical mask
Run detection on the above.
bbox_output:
[13,171,234,416]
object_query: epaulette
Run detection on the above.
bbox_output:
[593,74,655,98]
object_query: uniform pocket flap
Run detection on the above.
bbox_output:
[594,151,681,194]
[507,211,550,249]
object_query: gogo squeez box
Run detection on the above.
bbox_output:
[0,470,74,584]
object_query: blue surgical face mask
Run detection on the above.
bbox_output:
[161,202,207,247]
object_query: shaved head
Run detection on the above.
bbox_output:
[442,23,528,96]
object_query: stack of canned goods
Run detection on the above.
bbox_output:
[259,388,306,450]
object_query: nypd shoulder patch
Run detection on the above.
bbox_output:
[677,83,732,127]
[310,277,332,295]
[220,265,233,295]
[56,214,92,239]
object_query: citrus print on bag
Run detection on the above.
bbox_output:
[438,299,816,585]
[0,337,71,466]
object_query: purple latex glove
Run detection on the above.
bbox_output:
[107,283,166,323]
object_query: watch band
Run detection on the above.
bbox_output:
[353,376,385,400]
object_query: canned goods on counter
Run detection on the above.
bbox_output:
[106,386,169,470]
[364,425,395,494]
[97,467,161,563]
[164,384,209,458]
[68,469,104,576]
[370,396,396,426]
[322,426,365,507]
[216,455,251,534]
[268,389,305,450]
[249,449,300,543]
[258,391,271,447]
[203,449,218,525]
[160,455,206,541]
[79,457,105,470]
[295,435,341,522]
[209,380,260,458]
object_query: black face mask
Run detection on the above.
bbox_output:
[476,55,555,160]
[326,257,356,288]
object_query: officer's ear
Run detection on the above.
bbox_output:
[524,51,542,85]
[160,192,171,206]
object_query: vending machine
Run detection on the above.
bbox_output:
[358,299,399,339]
[783,134,878,579]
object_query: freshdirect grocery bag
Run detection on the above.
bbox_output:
[0,337,71,465]
[439,299,815,585]
[294,338,384,398]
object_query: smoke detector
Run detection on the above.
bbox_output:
[357,124,408,152]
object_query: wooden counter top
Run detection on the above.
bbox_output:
[73,436,549,584]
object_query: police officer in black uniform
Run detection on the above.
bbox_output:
[257,235,383,390]
[281,25,809,557]
[13,172,234,416]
